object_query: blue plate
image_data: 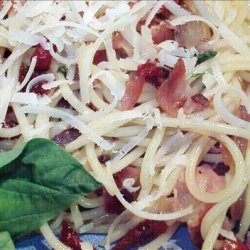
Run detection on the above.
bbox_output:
[15,226,196,249]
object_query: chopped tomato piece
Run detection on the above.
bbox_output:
[30,81,50,96]
[31,44,52,72]
[103,166,139,214]
[137,61,169,88]
[61,220,81,250]
[219,239,247,250]
[53,128,81,147]
[112,220,167,250]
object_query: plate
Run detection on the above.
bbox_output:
[15,226,196,249]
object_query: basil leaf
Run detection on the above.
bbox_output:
[196,51,217,64]
[57,66,67,77]
[0,138,100,239]
[0,232,15,250]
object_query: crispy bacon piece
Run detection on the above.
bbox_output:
[112,220,167,250]
[195,164,226,193]
[156,171,200,214]
[155,166,225,249]
[53,128,81,147]
[151,21,174,44]
[175,21,206,48]
[137,61,169,88]
[61,220,81,250]
[31,44,52,72]
[191,93,210,110]
[157,58,187,117]
[103,166,139,214]
[219,239,247,250]
[1,0,26,16]
[121,60,170,110]
[112,32,133,59]
[93,50,108,65]
[172,183,198,212]
[121,73,145,110]
[136,19,146,34]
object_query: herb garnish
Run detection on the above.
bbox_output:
[57,66,68,77]
[0,138,100,241]
[196,51,217,64]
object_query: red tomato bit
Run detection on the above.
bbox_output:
[30,81,50,96]
[137,61,169,88]
[31,44,52,72]
[112,220,167,250]
[61,220,82,250]
[219,239,247,250]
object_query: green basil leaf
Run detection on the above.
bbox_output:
[196,51,217,64]
[0,138,101,239]
[57,66,67,77]
[0,232,15,250]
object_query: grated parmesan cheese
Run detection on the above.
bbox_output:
[0,76,15,123]
[19,105,114,150]
[25,73,55,93]
[11,92,51,105]
[122,178,140,193]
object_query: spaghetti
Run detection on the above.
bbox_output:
[0,1,250,249]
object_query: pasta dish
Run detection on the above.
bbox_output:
[0,1,250,249]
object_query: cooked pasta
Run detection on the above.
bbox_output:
[0,1,250,249]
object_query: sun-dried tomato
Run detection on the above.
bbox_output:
[219,239,247,250]
[137,61,169,88]
[30,81,50,96]
[31,44,52,72]
[112,220,167,250]
[61,220,82,250]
